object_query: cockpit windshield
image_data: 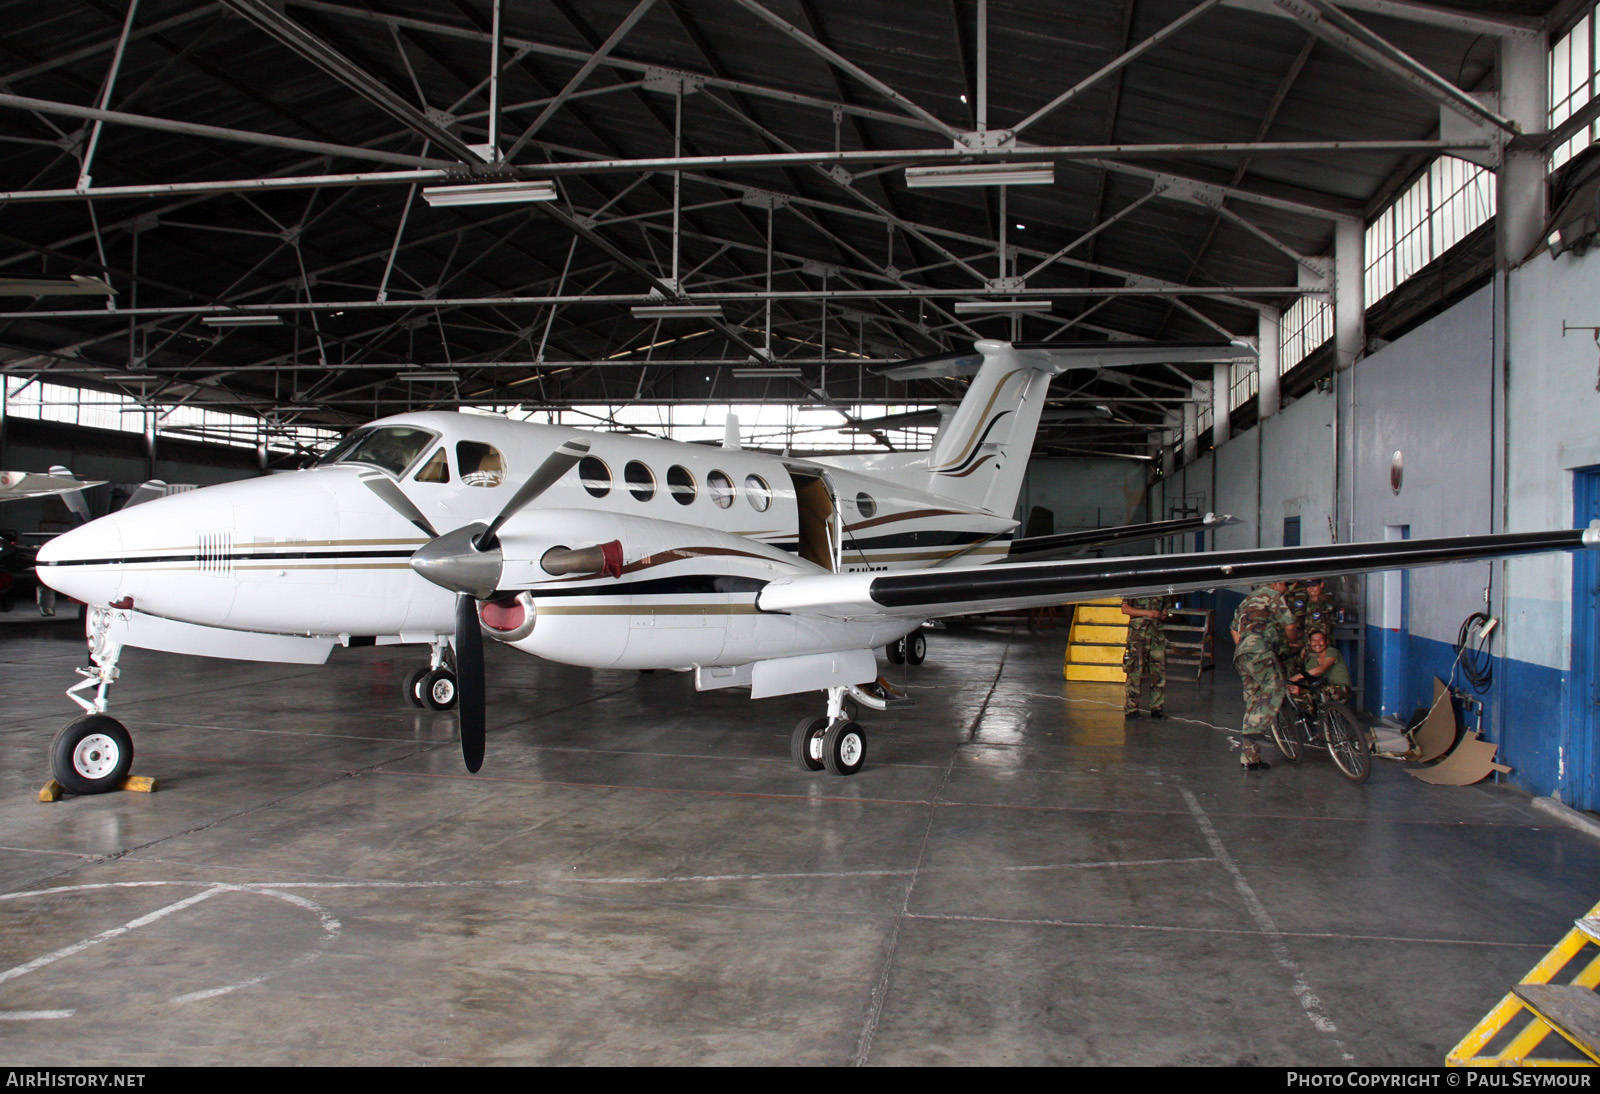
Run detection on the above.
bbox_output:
[318,426,438,476]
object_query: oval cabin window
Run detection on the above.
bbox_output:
[707,470,735,509]
[625,461,655,501]
[579,456,611,498]
[667,465,697,505]
[856,492,877,519]
[745,475,772,512]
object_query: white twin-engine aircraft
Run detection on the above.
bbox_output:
[36,339,1599,793]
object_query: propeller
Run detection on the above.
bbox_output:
[362,438,591,773]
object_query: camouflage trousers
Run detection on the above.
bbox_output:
[1234,639,1285,735]
[1124,634,1167,713]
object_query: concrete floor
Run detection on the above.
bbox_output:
[1,614,1597,1066]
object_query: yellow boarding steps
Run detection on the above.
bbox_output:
[1064,597,1128,683]
[1448,900,1600,1066]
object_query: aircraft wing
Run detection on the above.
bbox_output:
[1005,512,1239,561]
[0,470,108,502]
[757,528,1599,621]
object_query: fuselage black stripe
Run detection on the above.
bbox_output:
[43,549,418,568]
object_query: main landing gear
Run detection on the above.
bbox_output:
[791,686,867,777]
[404,640,459,711]
[885,627,926,666]
[788,678,911,776]
[50,606,134,794]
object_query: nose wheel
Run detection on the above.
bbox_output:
[404,640,459,710]
[50,714,133,795]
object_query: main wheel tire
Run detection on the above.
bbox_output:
[886,640,905,665]
[423,668,458,711]
[905,629,927,666]
[790,715,828,772]
[822,720,867,776]
[51,714,133,795]
[1321,700,1371,783]
[405,667,429,708]
[1270,704,1304,763]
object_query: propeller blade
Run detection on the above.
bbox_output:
[455,593,485,773]
[480,439,590,547]
[361,473,439,538]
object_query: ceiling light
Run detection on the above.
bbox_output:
[0,275,116,297]
[905,162,1055,188]
[952,300,1054,314]
[421,180,557,207]
[731,367,802,378]
[405,371,460,382]
[630,303,724,319]
[202,314,283,327]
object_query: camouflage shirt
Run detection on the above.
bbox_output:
[1122,595,1173,644]
[1232,586,1295,652]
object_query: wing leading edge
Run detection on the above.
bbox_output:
[756,528,1600,621]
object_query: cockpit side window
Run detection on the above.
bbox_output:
[413,448,451,484]
[319,426,438,476]
[457,442,506,487]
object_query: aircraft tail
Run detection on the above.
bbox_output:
[921,341,1055,516]
[830,338,1255,519]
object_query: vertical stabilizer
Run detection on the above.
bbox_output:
[923,340,1054,515]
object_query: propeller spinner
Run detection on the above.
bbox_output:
[364,438,591,773]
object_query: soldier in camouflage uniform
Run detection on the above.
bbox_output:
[1230,581,1299,770]
[1121,594,1173,718]
[1300,578,1337,644]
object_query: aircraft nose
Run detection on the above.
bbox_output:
[37,513,125,606]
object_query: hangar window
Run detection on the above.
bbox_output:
[579,456,611,498]
[414,449,450,483]
[625,461,655,501]
[707,470,735,509]
[667,464,697,505]
[457,442,505,487]
[1553,11,1599,169]
[745,475,772,512]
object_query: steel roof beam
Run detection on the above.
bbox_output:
[218,0,484,163]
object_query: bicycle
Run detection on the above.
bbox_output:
[1269,675,1372,783]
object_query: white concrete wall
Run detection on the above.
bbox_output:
[1344,284,1497,645]
[1504,246,1600,669]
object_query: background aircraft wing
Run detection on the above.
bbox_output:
[0,469,107,503]
[757,528,1599,621]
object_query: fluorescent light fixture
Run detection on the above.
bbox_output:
[421,180,557,207]
[405,371,460,382]
[905,162,1055,188]
[952,300,1054,314]
[202,314,283,327]
[0,275,116,297]
[731,367,802,378]
[630,303,724,319]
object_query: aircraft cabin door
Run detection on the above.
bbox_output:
[787,468,839,572]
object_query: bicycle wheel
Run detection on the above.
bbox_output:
[1320,700,1371,783]
[1270,703,1303,763]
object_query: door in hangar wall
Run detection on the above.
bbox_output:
[1568,468,1600,812]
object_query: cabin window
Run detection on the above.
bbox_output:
[745,474,772,512]
[856,492,877,519]
[319,426,437,477]
[667,465,696,505]
[707,470,734,509]
[413,449,450,484]
[457,442,505,487]
[579,456,612,498]
[625,461,655,501]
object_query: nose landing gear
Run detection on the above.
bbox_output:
[403,639,458,711]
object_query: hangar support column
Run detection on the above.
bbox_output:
[1212,361,1230,446]
[1256,307,1281,420]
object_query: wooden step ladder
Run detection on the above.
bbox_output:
[1448,900,1600,1066]
[1163,607,1215,682]
[1064,598,1128,683]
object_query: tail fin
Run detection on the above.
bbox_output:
[923,341,1054,515]
[920,338,1256,516]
